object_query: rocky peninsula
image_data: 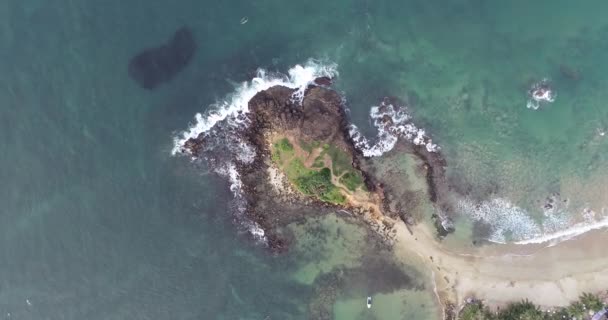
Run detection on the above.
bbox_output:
[177,78,608,319]
[180,79,445,250]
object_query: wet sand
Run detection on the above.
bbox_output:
[391,220,608,310]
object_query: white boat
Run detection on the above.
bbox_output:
[366,296,372,309]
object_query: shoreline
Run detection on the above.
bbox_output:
[172,63,608,316]
[513,215,608,245]
[391,217,608,311]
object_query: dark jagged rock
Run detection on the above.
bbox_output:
[412,146,454,237]
[128,26,196,90]
[246,85,354,150]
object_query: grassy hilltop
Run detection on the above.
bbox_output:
[270,136,367,205]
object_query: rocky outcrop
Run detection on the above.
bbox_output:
[245,85,357,158]
[182,81,449,251]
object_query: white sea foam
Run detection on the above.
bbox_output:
[173,60,338,241]
[233,136,256,164]
[526,78,555,110]
[459,197,608,245]
[514,214,608,245]
[350,101,439,157]
[458,198,544,244]
[216,163,267,242]
[216,163,243,196]
[247,222,266,240]
[458,198,569,243]
[172,60,338,155]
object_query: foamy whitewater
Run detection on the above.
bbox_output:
[349,101,439,157]
[458,197,608,245]
[515,208,608,246]
[172,61,606,247]
[172,60,338,240]
[172,60,444,240]
[172,60,338,156]
[216,164,266,241]
[526,78,556,110]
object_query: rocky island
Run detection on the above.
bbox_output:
[180,80,432,251]
[175,71,608,320]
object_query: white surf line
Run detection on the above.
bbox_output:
[171,60,338,155]
[514,216,608,245]
[170,60,338,242]
[349,101,439,158]
[454,251,538,259]
[456,197,608,246]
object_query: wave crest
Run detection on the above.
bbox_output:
[172,60,338,241]
[172,60,338,156]
[349,100,439,157]
[458,197,608,245]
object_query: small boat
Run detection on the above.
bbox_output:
[366,296,372,309]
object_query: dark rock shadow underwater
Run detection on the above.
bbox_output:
[128,26,196,90]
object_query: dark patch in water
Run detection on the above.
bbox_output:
[307,255,422,320]
[128,26,196,90]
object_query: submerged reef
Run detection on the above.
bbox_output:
[307,256,423,320]
[128,26,196,89]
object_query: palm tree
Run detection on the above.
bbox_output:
[496,300,543,320]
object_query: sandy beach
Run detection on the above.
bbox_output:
[391,220,608,310]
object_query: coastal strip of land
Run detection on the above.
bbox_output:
[391,220,608,310]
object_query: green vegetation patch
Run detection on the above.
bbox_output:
[459,301,494,320]
[308,143,354,175]
[309,143,366,192]
[325,145,352,176]
[270,137,359,204]
[271,149,281,162]
[578,292,605,312]
[271,138,294,164]
[495,300,544,320]
[294,167,345,204]
[299,139,320,154]
[286,158,309,179]
[312,155,326,168]
[459,294,608,320]
[284,159,345,204]
[274,138,294,152]
[339,171,365,191]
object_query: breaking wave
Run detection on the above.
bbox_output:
[172,60,338,156]
[526,78,556,110]
[458,197,608,245]
[172,60,338,241]
[515,210,608,246]
[349,101,439,157]
[216,164,266,242]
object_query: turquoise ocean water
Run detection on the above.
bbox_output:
[3,1,608,319]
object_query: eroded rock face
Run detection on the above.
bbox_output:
[128,26,196,90]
